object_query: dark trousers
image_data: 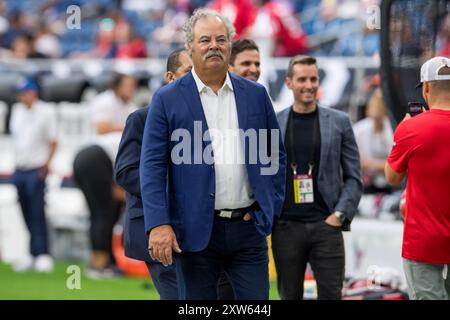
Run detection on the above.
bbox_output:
[13,168,49,256]
[145,262,179,300]
[174,216,269,300]
[145,263,234,300]
[73,145,120,256]
[272,219,345,300]
[217,271,235,300]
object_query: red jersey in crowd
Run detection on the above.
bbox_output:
[256,1,308,57]
[211,0,308,56]
[115,38,147,59]
[210,0,254,38]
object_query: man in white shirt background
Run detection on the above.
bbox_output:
[9,77,57,273]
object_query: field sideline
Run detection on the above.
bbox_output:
[0,262,281,300]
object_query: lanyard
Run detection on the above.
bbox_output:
[288,107,319,176]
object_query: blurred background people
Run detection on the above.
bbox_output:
[209,0,254,39]
[9,77,57,273]
[245,0,308,58]
[91,72,138,160]
[353,88,400,219]
[111,20,147,59]
[353,88,393,194]
[4,33,46,59]
[71,16,147,59]
[0,9,31,50]
[151,0,190,51]
[437,13,450,57]
[73,73,138,278]
[32,21,62,58]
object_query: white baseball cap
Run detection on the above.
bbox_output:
[416,56,450,88]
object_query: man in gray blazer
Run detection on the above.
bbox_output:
[272,55,362,300]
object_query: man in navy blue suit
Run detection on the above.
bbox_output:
[115,48,192,299]
[140,8,286,300]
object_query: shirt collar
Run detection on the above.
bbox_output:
[191,67,234,93]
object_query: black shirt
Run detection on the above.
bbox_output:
[281,107,330,222]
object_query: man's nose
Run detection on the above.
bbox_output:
[209,39,219,50]
[249,63,258,73]
[304,79,313,89]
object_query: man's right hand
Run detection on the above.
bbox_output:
[148,224,181,266]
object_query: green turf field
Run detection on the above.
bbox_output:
[0,261,158,300]
[0,262,280,300]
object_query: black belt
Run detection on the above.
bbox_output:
[214,202,259,220]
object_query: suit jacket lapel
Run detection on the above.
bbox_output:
[318,106,331,180]
[180,72,210,148]
[278,107,290,143]
[230,74,248,131]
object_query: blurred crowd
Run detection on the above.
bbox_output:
[0,0,386,59]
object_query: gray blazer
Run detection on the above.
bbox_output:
[277,106,362,231]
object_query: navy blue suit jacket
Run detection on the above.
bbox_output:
[140,71,286,252]
[115,107,153,262]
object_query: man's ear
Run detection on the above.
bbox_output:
[165,71,175,83]
[185,43,193,57]
[285,77,292,90]
[424,81,430,93]
[422,81,430,103]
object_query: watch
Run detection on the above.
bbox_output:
[334,211,345,222]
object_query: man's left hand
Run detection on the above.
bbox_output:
[243,212,252,221]
[325,213,343,227]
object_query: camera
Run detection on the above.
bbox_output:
[407,102,424,117]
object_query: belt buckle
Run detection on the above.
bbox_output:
[218,210,233,219]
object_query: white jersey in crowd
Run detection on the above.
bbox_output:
[90,89,138,162]
[10,100,57,170]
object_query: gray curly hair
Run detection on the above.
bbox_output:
[183,8,236,49]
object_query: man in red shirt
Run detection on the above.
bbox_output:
[385,56,450,300]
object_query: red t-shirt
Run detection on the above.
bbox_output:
[388,109,450,264]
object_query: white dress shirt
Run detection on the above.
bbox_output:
[10,100,57,169]
[191,68,255,210]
